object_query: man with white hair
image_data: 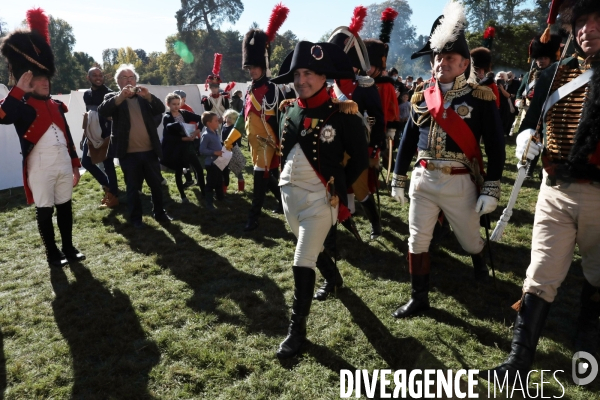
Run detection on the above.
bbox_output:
[390,2,505,318]
[98,64,169,228]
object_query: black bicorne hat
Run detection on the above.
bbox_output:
[271,41,355,84]
[411,16,442,60]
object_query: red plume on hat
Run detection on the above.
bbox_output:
[212,53,222,76]
[379,7,398,44]
[348,6,367,37]
[1,7,55,81]
[26,8,50,45]
[265,3,290,43]
[206,53,223,90]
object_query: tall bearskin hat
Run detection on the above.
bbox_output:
[470,47,492,72]
[364,7,398,71]
[206,53,223,89]
[529,34,562,61]
[242,3,289,77]
[0,8,55,82]
[328,6,371,73]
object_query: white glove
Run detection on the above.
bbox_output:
[475,195,498,216]
[391,186,408,206]
[386,128,396,139]
[515,129,542,161]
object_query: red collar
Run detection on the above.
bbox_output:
[297,86,330,109]
[210,93,221,99]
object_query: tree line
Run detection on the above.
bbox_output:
[0,0,555,94]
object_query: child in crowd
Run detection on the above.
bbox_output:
[221,109,245,193]
[199,112,224,209]
[161,93,204,203]
[397,92,410,148]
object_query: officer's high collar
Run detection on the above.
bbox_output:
[297,85,330,109]
[251,75,269,88]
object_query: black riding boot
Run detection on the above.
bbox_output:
[575,280,600,355]
[360,195,382,240]
[392,252,430,318]
[480,293,551,383]
[314,252,343,301]
[268,168,284,214]
[245,170,267,231]
[36,207,67,268]
[277,267,316,358]
[56,200,85,262]
[471,250,490,281]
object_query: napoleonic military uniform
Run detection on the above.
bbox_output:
[518,56,600,303]
[278,88,368,266]
[394,74,505,255]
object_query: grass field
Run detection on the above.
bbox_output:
[0,142,598,399]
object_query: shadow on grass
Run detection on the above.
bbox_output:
[50,262,160,399]
[0,187,28,215]
[0,326,5,400]
[107,208,289,337]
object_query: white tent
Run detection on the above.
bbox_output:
[0,82,249,191]
[0,84,25,190]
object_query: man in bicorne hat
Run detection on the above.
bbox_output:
[0,8,85,267]
[390,1,505,319]
[272,41,368,358]
[481,0,600,381]
[224,3,289,231]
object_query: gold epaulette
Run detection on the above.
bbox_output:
[331,98,359,114]
[279,98,296,111]
[469,83,496,101]
[411,91,424,104]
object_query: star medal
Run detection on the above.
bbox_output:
[454,102,473,119]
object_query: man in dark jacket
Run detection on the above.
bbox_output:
[82,67,118,208]
[98,64,170,228]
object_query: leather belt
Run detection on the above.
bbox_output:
[419,159,470,175]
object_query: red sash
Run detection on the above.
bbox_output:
[423,83,484,173]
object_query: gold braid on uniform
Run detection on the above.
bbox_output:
[480,180,501,200]
[331,98,359,114]
[469,83,497,101]
[410,90,424,104]
[279,98,296,111]
[391,173,408,188]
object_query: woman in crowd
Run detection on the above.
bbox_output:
[161,93,204,203]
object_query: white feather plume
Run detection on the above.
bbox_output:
[429,1,467,53]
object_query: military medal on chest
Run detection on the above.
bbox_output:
[301,117,319,136]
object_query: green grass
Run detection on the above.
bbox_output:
[0,142,597,399]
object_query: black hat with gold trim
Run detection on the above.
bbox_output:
[242,3,289,78]
[1,8,55,82]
